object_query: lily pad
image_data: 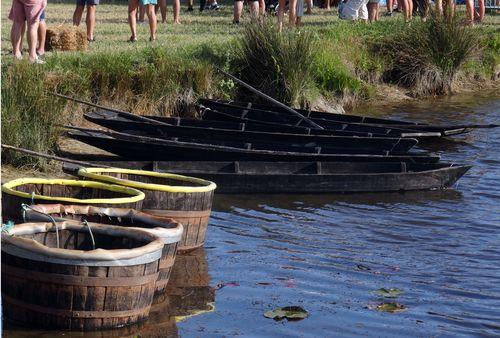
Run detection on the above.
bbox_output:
[376,302,407,313]
[264,306,309,321]
[373,288,403,298]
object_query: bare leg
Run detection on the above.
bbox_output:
[11,20,24,58]
[250,0,259,19]
[139,4,146,21]
[158,0,167,22]
[435,0,442,14]
[86,5,96,40]
[368,2,375,22]
[324,0,330,9]
[37,20,46,55]
[306,0,312,13]
[277,0,286,31]
[173,0,181,23]
[233,0,243,23]
[73,5,85,26]
[289,0,297,26]
[27,20,40,61]
[475,0,484,22]
[386,0,393,12]
[146,4,157,40]
[187,0,193,9]
[128,0,139,40]
[259,0,266,15]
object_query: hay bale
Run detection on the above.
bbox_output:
[45,25,88,52]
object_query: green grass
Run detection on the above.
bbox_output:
[1,0,498,167]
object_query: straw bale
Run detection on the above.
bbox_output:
[45,25,88,51]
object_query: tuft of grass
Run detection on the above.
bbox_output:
[1,62,67,168]
[377,13,481,96]
[235,19,318,107]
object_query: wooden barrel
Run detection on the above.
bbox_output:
[1,178,145,222]
[24,204,183,294]
[1,221,164,331]
[77,168,216,252]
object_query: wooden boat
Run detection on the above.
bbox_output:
[85,110,418,154]
[1,178,145,222]
[67,128,441,163]
[75,167,216,252]
[200,99,498,136]
[1,221,164,330]
[67,161,471,193]
[197,100,443,138]
[24,204,183,294]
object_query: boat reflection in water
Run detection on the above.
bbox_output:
[2,248,214,338]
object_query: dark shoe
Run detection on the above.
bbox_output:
[129,36,137,43]
[385,11,393,16]
[87,37,95,42]
[187,6,193,11]
[209,3,220,10]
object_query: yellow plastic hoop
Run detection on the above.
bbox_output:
[78,168,217,193]
[2,178,145,204]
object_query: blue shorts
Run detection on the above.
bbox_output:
[40,9,45,21]
[140,0,157,5]
[76,0,99,6]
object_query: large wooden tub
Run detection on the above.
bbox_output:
[77,168,216,252]
[1,178,145,222]
[24,204,183,294]
[1,221,164,330]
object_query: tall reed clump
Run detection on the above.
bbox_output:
[235,19,318,107]
[1,62,67,168]
[377,13,481,96]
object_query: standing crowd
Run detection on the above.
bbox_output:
[9,0,488,62]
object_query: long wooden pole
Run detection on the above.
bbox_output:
[1,144,112,168]
[215,67,324,130]
[50,92,172,126]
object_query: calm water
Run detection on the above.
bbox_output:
[4,93,500,337]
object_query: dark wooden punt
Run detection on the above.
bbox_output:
[85,110,418,154]
[1,221,164,330]
[197,100,443,138]
[24,205,183,294]
[200,99,498,135]
[77,161,471,194]
[1,178,145,222]
[67,128,441,163]
[76,168,216,252]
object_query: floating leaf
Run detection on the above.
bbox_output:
[373,288,403,298]
[375,302,407,313]
[264,306,309,321]
[357,264,371,271]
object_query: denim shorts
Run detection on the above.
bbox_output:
[140,0,158,5]
[76,0,99,6]
[40,9,45,20]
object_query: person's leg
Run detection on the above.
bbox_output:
[277,0,286,30]
[139,4,146,21]
[233,0,243,23]
[306,0,312,13]
[158,0,167,22]
[128,0,139,40]
[435,0,442,14]
[289,0,297,26]
[385,0,393,14]
[324,0,330,9]
[173,0,181,23]
[73,4,85,26]
[367,2,375,21]
[27,19,40,61]
[37,19,46,55]
[475,0,484,22]
[250,0,259,18]
[86,4,96,41]
[259,0,266,15]
[11,21,24,58]
[146,3,157,40]
[359,0,368,21]
[187,0,193,10]
[408,0,413,19]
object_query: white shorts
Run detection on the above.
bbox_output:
[339,0,369,20]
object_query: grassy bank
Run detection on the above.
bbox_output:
[1,0,499,167]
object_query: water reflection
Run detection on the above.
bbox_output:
[2,249,213,338]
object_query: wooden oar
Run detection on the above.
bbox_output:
[1,144,112,168]
[50,92,172,127]
[215,67,324,130]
